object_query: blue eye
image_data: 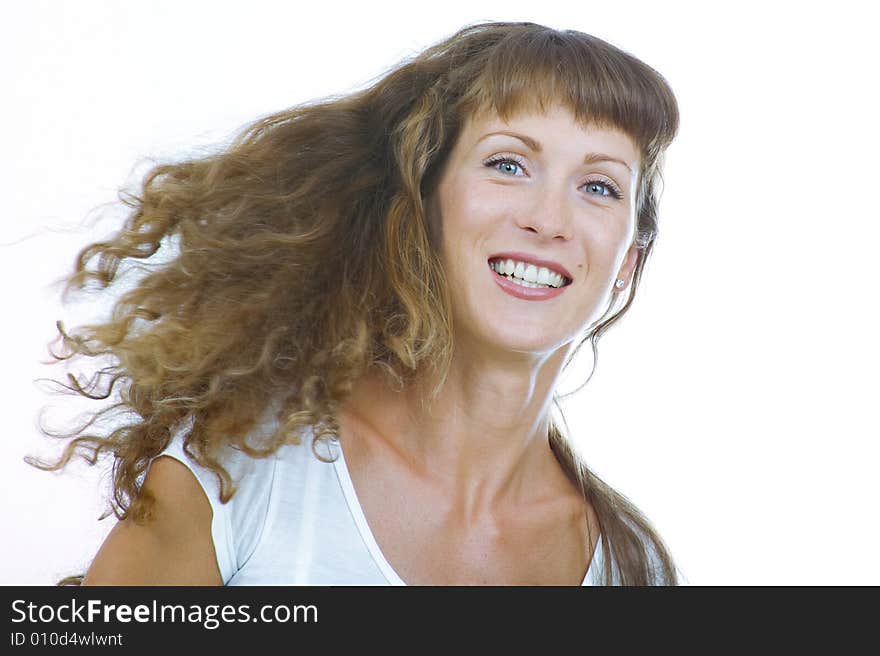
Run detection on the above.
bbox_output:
[484,155,526,176]
[584,179,624,200]
[482,155,624,200]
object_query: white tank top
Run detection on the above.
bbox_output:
[153,416,611,585]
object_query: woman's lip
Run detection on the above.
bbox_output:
[489,266,568,301]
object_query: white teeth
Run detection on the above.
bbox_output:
[508,277,550,289]
[489,258,567,288]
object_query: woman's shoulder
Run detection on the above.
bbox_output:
[154,410,340,581]
[84,449,223,585]
[154,412,295,580]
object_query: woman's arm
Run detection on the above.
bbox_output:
[82,456,223,585]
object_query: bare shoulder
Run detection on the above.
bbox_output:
[82,455,223,586]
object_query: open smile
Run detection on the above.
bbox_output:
[488,262,570,301]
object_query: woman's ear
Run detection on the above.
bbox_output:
[616,245,640,290]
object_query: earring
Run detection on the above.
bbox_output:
[615,279,625,289]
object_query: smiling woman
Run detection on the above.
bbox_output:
[31,20,680,586]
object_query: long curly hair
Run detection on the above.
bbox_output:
[32,20,680,585]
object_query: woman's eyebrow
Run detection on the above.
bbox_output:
[478,130,634,174]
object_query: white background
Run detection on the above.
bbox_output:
[2,0,878,585]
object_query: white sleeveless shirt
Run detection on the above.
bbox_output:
[153,417,614,585]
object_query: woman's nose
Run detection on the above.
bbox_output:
[515,188,574,241]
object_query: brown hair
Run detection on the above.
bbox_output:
[33,20,680,585]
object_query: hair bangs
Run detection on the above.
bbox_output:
[458,27,678,163]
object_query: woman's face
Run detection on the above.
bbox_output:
[428,103,641,357]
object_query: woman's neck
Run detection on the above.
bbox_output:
[338,341,574,519]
